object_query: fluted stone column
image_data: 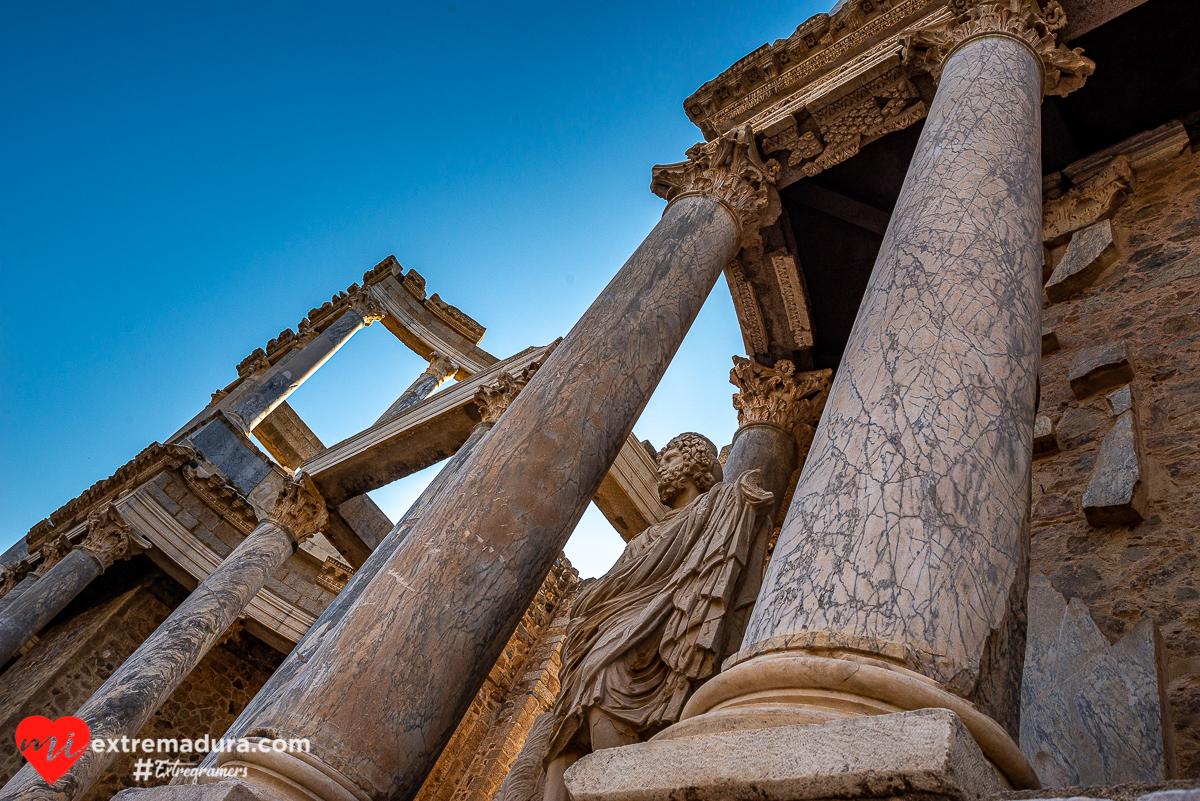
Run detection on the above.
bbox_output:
[231,289,386,433]
[201,126,778,801]
[187,364,539,780]
[0,475,328,801]
[648,2,1096,792]
[0,506,143,666]
[374,353,459,425]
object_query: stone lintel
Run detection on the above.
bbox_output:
[563,709,1006,801]
[1068,342,1135,400]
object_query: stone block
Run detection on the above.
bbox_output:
[1107,386,1135,416]
[189,417,273,495]
[1020,575,1176,788]
[564,709,1006,801]
[1044,328,1062,356]
[1047,221,1119,302]
[1034,416,1060,459]
[1083,410,1148,526]
[1069,342,1135,400]
[111,780,281,801]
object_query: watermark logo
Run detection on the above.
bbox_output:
[15,716,91,785]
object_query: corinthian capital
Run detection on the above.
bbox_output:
[425,352,460,382]
[730,357,833,436]
[346,285,386,325]
[650,124,780,241]
[473,354,549,423]
[81,504,145,571]
[901,0,1095,97]
[0,561,32,596]
[267,472,328,544]
[35,535,74,575]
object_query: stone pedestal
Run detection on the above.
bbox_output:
[0,477,327,801]
[0,505,139,666]
[212,127,777,801]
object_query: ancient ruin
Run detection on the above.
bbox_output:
[2,1,1199,801]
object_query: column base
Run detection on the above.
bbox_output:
[564,708,1004,801]
[667,653,1039,791]
[204,739,371,801]
[112,780,279,801]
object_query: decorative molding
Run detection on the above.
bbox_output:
[770,253,815,351]
[650,125,780,242]
[236,349,273,379]
[181,463,261,535]
[346,284,386,325]
[266,473,329,544]
[80,503,146,571]
[725,259,770,356]
[901,0,1095,97]
[27,442,196,551]
[401,268,428,301]
[762,127,823,167]
[295,317,320,347]
[473,352,551,423]
[730,358,833,437]
[427,294,487,344]
[316,557,355,593]
[1043,155,1134,245]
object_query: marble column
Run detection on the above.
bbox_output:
[0,475,328,801]
[659,2,1096,791]
[719,358,832,658]
[0,506,142,666]
[187,366,536,780]
[209,126,777,801]
[230,289,386,433]
[0,561,36,618]
[374,352,459,425]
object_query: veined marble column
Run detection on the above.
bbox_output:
[374,352,459,425]
[660,2,1096,791]
[719,358,832,658]
[186,365,537,780]
[230,289,386,433]
[0,475,328,801]
[0,560,36,618]
[210,126,777,801]
[0,506,143,666]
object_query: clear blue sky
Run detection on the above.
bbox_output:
[0,1,826,578]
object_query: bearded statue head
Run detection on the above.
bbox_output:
[656,432,723,506]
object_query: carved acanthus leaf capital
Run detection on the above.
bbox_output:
[346,285,386,325]
[1043,154,1134,244]
[650,124,780,242]
[473,355,549,423]
[901,0,1095,98]
[730,357,833,436]
[425,352,460,382]
[36,535,74,574]
[266,472,328,544]
[0,561,32,596]
[81,504,145,571]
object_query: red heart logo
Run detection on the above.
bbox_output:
[15,716,90,785]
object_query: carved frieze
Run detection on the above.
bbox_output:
[1043,155,1135,245]
[725,258,770,357]
[316,556,355,593]
[730,357,833,440]
[650,125,780,241]
[181,463,261,534]
[295,317,320,347]
[266,472,329,544]
[770,253,815,351]
[901,0,1095,98]
[427,294,487,343]
[236,349,273,379]
[81,503,146,571]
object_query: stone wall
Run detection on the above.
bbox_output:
[1033,144,1200,778]
[413,556,580,801]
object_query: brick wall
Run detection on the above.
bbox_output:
[1033,144,1200,777]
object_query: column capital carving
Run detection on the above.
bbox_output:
[901,0,1095,98]
[346,285,386,325]
[236,349,273,379]
[35,535,74,575]
[266,472,328,545]
[81,504,145,571]
[650,124,780,241]
[473,357,548,423]
[730,357,833,436]
[294,317,320,347]
[0,560,32,596]
[425,352,460,382]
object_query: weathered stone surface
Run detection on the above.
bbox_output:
[1048,221,1119,302]
[1068,342,1135,400]
[0,548,104,666]
[1035,416,1061,459]
[189,417,274,495]
[1045,328,1063,356]
[113,780,278,801]
[1108,386,1135,416]
[1021,575,1176,787]
[563,709,1006,801]
[743,34,1043,738]
[1082,410,1148,526]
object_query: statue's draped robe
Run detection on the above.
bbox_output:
[547,471,772,757]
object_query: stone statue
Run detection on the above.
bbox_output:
[498,432,775,801]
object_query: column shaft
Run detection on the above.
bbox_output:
[0,573,39,618]
[0,521,297,801]
[188,420,495,777]
[232,309,369,432]
[227,194,744,801]
[712,35,1044,781]
[0,549,102,665]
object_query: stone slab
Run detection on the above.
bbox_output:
[1047,221,1118,302]
[1020,575,1174,788]
[1068,342,1135,400]
[1082,410,1147,526]
[1034,416,1060,459]
[564,709,1006,801]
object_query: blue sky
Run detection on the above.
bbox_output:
[0,1,826,578]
